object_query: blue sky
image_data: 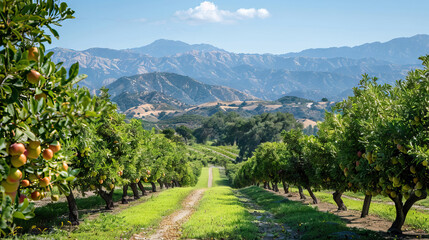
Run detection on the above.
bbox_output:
[51,0,429,54]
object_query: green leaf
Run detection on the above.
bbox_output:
[12,211,26,220]
[65,176,75,182]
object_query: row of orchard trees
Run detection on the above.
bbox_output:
[0,0,203,235]
[235,57,429,234]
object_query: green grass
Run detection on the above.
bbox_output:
[194,167,209,188]
[212,167,229,187]
[182,187,257,239]
[204,145,238,159]
[61,187,194,239]
[289,188,429,232]
[14,186,152,232]
[241,187,382,240]
[182,167,258,239]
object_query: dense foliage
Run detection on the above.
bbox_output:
[193,112,302,160]
[0,0,204,235]
[235,56,429,234]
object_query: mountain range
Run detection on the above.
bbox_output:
[50,34,429,101]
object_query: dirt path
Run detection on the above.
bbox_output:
[236,190,298,240]
[208,166,213,188]
[267,189,428,239]
[132,167,213,240]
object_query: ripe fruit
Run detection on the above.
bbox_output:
[61,161,69,171]
[135,178,140,183]
[35,93,47,100]
[19,195,27,204]
[1,181,19,192]
[42,148,53,160]
[146,170,151,175]
[357,151,362,158]
[49,142,61,153]
[7,168,22,184]
[27,146,41,159]
[28,47,39,61]
[98,179,103,184]
[39,177,50,187]
[51,195,59,201]
[27,70,41,84]
[28,141,41,149]
[9,143,25,156]
[11,154,27,167]
[31,191,41,200]
[21,179,30,187]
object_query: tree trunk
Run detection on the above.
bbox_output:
[388,191,427,234]
[256,182,260,187]
[151,182,157,192]
[99,188,114,210]
[121,184,129,204]
[267,182,272,190]
[164,183,169,189]
[130,183,140,199]
[66,190,79,225]
[158,179,164,189]
[306,188,318,204]
[273,182,279,192]
[298,186,306,199]
[282,181,289,194]
[361,195,372,218]
[332,190,347,210]
[137,182,147,196]
[174,180,181,187]
[263,182,268,189]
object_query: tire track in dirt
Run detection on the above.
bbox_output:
[131,167,213,240]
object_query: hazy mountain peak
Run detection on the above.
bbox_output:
[128,39,224,57]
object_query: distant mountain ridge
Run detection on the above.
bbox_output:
[127,39,224,57]
[50,35,428,101]
[282,34,429,64]
[106,72,258,105]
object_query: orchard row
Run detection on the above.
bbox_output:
[0,1,204,235]
[234,57,429,235]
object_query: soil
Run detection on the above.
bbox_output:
[131,167,213,240]
[267,189,429,240]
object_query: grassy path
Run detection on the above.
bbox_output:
[133,167,212,239]
[182,168,259,239]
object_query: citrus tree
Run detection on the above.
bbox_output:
[0,0,100,233]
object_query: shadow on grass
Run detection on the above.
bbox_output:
[240,186,384,240]
[15,185,153,233]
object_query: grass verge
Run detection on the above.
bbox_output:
[194,167,209,188]
[19,187,193,239]
[240,186,382,240]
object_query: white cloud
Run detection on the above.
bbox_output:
[174,2,270,23]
